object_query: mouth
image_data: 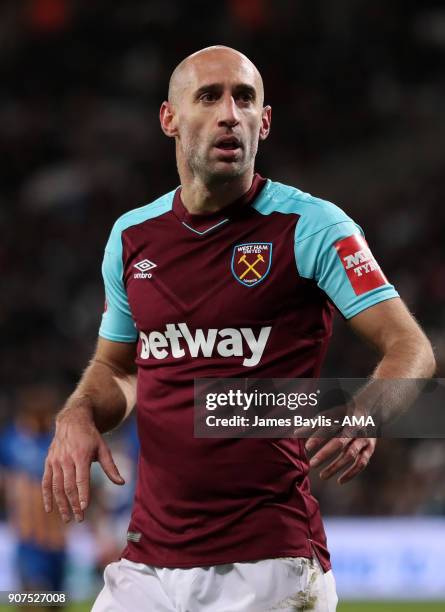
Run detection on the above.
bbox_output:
[213,136,242,155]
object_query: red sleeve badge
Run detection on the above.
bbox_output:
[334,235,388,296]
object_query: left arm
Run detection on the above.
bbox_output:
[348,297,435,379]
[306,297,436,483]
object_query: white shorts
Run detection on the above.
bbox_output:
[91,555,338,612]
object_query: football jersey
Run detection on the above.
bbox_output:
[99,174,398,571]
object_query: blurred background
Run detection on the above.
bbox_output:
[0,0,444,610]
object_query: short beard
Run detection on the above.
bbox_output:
[186,142,257,185]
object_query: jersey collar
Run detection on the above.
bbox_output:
[172,173,267,235]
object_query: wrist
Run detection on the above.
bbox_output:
[56,395,95,427]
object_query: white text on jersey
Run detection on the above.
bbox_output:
[343,248,379,276]
[139,323,272,367]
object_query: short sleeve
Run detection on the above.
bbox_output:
[99,224,138,343]
[296,220,399,319]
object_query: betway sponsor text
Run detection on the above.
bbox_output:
[139,323,272,367]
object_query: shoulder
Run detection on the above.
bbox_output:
[254,179,355,241]
[106,189,176,254]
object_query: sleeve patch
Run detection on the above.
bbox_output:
[334,234,388,296]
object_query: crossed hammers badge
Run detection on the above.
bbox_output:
[231,242,272,287]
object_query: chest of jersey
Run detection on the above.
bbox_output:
[123,208,316,330]
[121,208,331,373]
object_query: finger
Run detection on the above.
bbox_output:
[293,425,315,439]
[338,444,374,485]
[97,442,125,485]
[75,458,91,513]
[305,423,343,451]
[42,461,53,513]
[52,463,72,523]
[299,410,344,446]
[305,436,324,453]
[319,439,365,480]
[310,438,349,468]
[365,437,377,455]
[62,460,83,522]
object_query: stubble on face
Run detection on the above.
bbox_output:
[182,126,257,186]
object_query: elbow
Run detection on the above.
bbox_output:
[385,329,436,379]
[413,330,436,378]
[423,339,436,378]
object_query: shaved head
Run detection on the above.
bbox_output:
[168,46,264,107]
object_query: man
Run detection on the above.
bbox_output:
[42,46,435,611]
[0,385,67,610]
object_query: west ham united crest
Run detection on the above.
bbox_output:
[231,242,272,287]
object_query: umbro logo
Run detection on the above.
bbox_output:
[134,258,157,279]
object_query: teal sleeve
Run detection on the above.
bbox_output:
[98,225,138,343]
[296,220,399,319]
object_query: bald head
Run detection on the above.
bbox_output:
[168,46,264,107]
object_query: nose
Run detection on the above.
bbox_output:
[217,94,240,128]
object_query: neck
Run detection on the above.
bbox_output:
[179,168,255,215]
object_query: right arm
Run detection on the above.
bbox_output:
[42,337,137,524]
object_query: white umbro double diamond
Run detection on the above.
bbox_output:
[133,258,157,279]
[134,259,157,273]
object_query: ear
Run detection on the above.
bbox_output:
[259,105,272,141]
[160,101,178,138]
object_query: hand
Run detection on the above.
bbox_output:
[42,405,125,523]
[305,436,377,484]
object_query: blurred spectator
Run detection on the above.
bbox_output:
[0,385,66,609]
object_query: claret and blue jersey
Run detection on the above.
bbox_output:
[99,174,398,571]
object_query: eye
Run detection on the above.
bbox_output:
[236,91,255,104]
[199,92,218,103]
